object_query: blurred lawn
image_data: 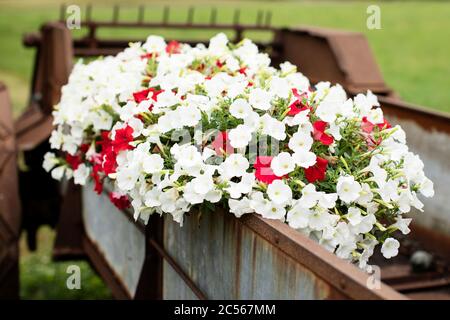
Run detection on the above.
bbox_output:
[20,227,112,299]
[2,0,450,299]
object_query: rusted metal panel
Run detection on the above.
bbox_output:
[0,83,21,299]
[15,111,53,152]
[380,97,450,243]
[163,209,336,299]
[82,183,146,297]
[163,260,199,300]
[39,22,73,115]
[241,214,405,300]
[82,235,130,299]
[81,187,405,300]
[134,215,164,300]
[276,28,393,96]
[16,22,72,150]
[53,182,84,259]
[15,22,73,252]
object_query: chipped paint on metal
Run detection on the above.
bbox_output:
[163,209,332,299]
[82,183,146,297]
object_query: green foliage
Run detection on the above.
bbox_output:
[20,227,112,300]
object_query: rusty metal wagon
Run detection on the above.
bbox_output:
[1,6,450,299]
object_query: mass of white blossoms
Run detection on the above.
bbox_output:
[43,33,434,270]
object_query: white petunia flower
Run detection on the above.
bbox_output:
[92,110,113,131]
[183,181,205,205]
[143,35,166,53]
[279,61,296,74]
[378,179,399,203]
[367,108,384,124]
[337,175,362,203]
[317,193,338,209]
[220,153,249,178]
[229,197,253,218]
[270,152,295,177]
[259,201,286,220]
[178,105,202,127]
[309,207,335,231]
[205,190,222,203]
[419,177,434,198]
[292,149,316,168]
[351,213,376,234]
[73,164,90,185]
[228,124,252,148]
[287,204,312,229]
[142,153,164,174]
[51,166,66,181]
[288,131,313,152]
[381,238,400,259]
[356,183,373,206]
[43,152,58,172]
[392,217,412,235]
[267,179,292,205]
[192,174,215,195]
[346,207,362,226]
[299,184,320,208]
[268,76,290,99]
[176,145,203,169]
[259,114,286,141]
[249,88,272,111]
[229,98,252,119]
[116,165,140,191]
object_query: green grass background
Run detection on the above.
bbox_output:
[19,227,112,299]
[1,0,449,299]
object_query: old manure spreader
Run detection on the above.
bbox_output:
[1,6,450,300]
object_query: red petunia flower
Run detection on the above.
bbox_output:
[91,164,104,195]
[102,150,118,175]
[140,53,154,60]
[80,143,90,154]
[378,119,391,130]
[288,88,310,116]
[254,156,285,184]
[362,116,391,134]
[304,156,328,183]
[111,125,134,153]
[97,131,112,149]
[65,153,82,170]
[216,60,224,68]
[133,89,150,103]
[166,40,181,54]
[133,88,163,104]
[109,192,131,210]
[211,131,234,156]
[313,121,334,146]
